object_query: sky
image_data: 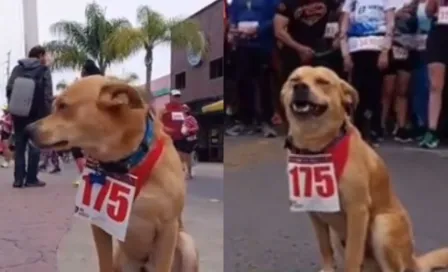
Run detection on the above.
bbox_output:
[0,0,215,106]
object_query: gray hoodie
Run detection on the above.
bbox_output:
[6,58,53,119]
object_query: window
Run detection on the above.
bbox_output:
[174,72,186,89]
[209,57,223,79]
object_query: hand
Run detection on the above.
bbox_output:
[296,45,315,64]
[332,38,340,49]
[342,54,353,72]
[377,50,389,70]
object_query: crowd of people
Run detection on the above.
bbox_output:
[224,0,448,149]
[0,45,200,188]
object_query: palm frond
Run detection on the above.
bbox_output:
[108,27,144,58]
[136,5,168,46]
[44,40,88,71]
[49,21,89,50]
[165,18,206,54]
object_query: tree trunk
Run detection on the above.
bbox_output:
[144,46,154,103]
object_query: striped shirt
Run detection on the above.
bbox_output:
[183,115,199,137]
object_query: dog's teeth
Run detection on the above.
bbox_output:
[293,104,310,113]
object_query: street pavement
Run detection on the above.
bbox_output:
[224,136,448,272]
[0,162,223,272]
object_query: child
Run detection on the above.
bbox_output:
[0,106,13,168]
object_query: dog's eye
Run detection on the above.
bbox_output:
[315,77,330,85]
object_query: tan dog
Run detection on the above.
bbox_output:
[26,75,199,272]
[281,66,448,272]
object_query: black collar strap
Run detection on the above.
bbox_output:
[284,122,347,155]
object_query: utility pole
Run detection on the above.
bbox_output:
[6,51,11,78]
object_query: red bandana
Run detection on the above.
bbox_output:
[130,138,165,197]
[326,133,351,180]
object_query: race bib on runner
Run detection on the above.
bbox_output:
[324,22,339,39]
[74,168,137,241]
[287,154,340,212]
[171,112,185,121]
[392,46,409,60]
[438,6,448,24]
[414,34,427,51]
[348,36,384,52]
[238,21,259,30]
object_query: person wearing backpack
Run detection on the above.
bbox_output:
[6,45,53,188]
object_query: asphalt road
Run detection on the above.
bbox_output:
[224,136,448,272]
[0,162,222,272]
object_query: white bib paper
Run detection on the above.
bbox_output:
[348,36,385,52]
[438,6,448,24]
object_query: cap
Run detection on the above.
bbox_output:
[170,89,181,96]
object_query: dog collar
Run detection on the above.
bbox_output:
[285,123,351,180]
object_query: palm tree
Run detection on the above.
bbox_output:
[110,5,206,97]
[107,72,139,83]
[44,2,133,74]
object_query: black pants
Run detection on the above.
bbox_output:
[235,46,273,125]
[12,117,40,183]
[351,51,383,138]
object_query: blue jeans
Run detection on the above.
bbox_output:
[13,123,41,183]
[411,53,430,128]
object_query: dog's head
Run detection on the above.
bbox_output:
[27,75,154,162]
[281,66,358,147]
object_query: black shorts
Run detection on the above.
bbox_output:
[71,147,84,159]
[384,45,415,75]
[173,139,197,154]
[426,24,448,65]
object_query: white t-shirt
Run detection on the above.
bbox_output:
[342,0,394,52]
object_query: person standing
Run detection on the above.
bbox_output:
[0,106,14,168]
[227,0,278,138]
[418,0,448,148]
[6,45,53,188]
[181,104,199,180]
[340,0,395,145]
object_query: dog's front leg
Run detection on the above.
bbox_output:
[91,225,114,272]
[309,213,336,272]
[344,206,369,272]
[153,220,179,272]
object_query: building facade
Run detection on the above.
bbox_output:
[170,0,223,104]
[150,75,171,109]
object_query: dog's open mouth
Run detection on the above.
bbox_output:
[290,100,328,117]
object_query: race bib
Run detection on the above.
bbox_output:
[348,36,384,52]
[287,154,340,212]
[74,168,137,241]
[171,112,185,121]
[324,22,339,39]
[238,21,259,30]
[392,46,409,60]
[415,34,427,51]
[438,6,448,24]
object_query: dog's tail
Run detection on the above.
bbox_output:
[177,231,199,272]
[417,247,448,271]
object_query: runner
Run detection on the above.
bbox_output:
[340,0,395,145]
[418,0,448,148]
[381,0,419,142]
[411,0,431,139]
[181,104,199,180]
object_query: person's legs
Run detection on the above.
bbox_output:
[381,73,396,136]
[394,67,412,142]
[411,53,429,135]
[49,151,61,173]
[235,46,257,130]
[1,132,12,167]
[25,138,44,186]
[12,124,27,187]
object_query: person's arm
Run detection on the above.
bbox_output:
[5,66,21,102]
[426,0,439,17]
[383,0,396,51]
[42,68,54,114]
[274,0,306,51]
[339,9,351,57]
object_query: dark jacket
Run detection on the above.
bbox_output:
[6,58,53,122]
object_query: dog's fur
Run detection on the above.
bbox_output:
[281,66,448,272]
[27,75,199,272]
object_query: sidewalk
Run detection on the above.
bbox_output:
[57,195,223,272]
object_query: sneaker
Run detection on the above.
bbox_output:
[419,130,440,149]
[1,161,9,168]
[225,123,244,136]
[39,164,47,172]
[375,128,385,142]
[49,167,61,174]
[261,123,277,138]
[24,180,46,187]
[12,180,23,188]
[73,180,81,188]
[394,128,412,143]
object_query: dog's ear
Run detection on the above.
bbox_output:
[98,82,144,109]
[339,79,359,113]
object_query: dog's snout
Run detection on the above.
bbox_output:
[293,83,310,101]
